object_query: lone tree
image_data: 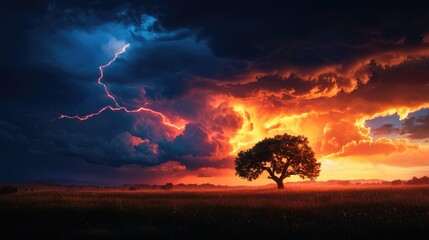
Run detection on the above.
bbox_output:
[235,134,321,189]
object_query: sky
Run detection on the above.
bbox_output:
[1,0,429,185]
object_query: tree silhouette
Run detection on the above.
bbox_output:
[161,183,174,190]
[235,134,321,189]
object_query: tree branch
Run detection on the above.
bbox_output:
[280,161,290,180]
[263,167,278,181]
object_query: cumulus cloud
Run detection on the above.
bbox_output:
[148,161,187,173]
[399,114,429,139]
[159,124,217,158]
[319,121,370,154]
[372,124,399,136]
[202,102,243,136]
[37,130,161,166]
[370,112,429,139]
[36,119,236,169]
[335,137,420,158]
[158,123,232,169]
[3,0,429,183]
[220,73,358,100]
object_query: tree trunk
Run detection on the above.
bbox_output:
[276,179,284,189]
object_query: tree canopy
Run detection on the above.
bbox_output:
[235,134,321,189]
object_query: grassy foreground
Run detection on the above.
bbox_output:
[1,185,429,239]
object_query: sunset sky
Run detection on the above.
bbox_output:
[1,0,428,185]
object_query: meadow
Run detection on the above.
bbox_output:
[1,185,429,239]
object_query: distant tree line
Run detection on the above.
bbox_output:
[0,186,18,195]
[160,183,174,190]
[125,183,227,190]
[391,176,429,185]
[128,182,174,191]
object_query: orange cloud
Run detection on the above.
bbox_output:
[149,161,187,173]
[143,49,429,182]
[334,137,420,157]
[319,121,370,155]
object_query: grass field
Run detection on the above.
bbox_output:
[1,185,429,239]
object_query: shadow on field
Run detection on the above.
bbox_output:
[1,186,429,239]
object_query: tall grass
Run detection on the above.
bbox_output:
[1,185,428,239]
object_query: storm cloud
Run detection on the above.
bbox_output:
[1,0,429,184]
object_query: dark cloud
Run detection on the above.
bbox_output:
[158,123,221,168]
[10,0,428,78]
[123,39,248,84]
[203,103,243,135]
[373,124,399,136]
[144,74,193,100]
[35,130,161,167]
[0,63,89,106]
[360,58,429,103]
[197,172,214,178]
[130,113,179,142]
[307,57,429,116]
[148,0,429,69]
[2,0,429,183]
[32,119,235,169]
[0,120,28,149]
[220,72,357,99]
[400,114,429,139]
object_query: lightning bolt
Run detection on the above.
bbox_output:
[58,44,185,130]
[98,44,130,107]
